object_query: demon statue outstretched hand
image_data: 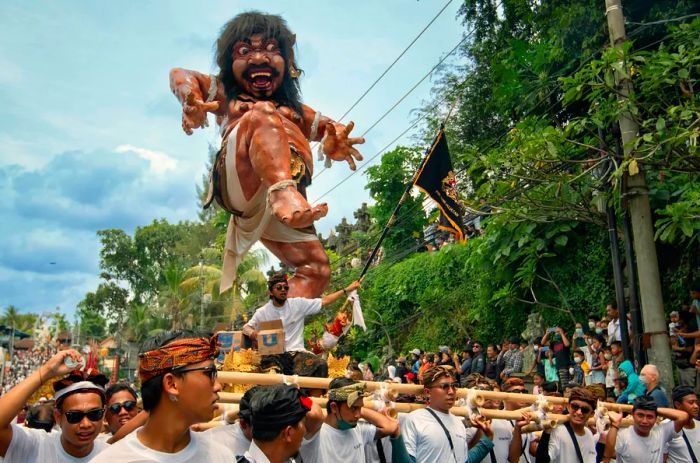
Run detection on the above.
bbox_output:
[170,12,364,298]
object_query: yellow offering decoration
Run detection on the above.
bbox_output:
[327,352,350,378]
[222,348,260,393]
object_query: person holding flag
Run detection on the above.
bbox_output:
[242,273,360,377]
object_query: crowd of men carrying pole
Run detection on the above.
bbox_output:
[0,273,698,462]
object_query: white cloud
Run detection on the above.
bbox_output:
[114,144,178,173]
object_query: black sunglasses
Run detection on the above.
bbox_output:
[570,402,593,414]
[174,364,218,382]
[273,284,289,291]
[108,400,137,414]
[64,408,105,424]
[509,388,529,394]
[432,382,459,391]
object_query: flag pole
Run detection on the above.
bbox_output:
[359,99,460,279]
[358,138,436,278]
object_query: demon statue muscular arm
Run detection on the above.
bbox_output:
[169,12,363,299]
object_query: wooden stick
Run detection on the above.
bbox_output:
[216,371,568,403]
[599,402,633,413]
[216,372,674,417]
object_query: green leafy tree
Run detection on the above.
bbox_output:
[78,282,130,329]
[77,306,106,340]
[364,146,428,257]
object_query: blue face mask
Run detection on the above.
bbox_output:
[595,328,603,334]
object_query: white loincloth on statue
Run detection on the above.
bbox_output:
[220,125,317,293]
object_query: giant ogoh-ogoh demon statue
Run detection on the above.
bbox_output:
[170,11,364,298]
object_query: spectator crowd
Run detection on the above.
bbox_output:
[1,348,54,395]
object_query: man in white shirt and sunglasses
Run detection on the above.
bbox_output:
[0,348,110,462]
[103,383,139,440]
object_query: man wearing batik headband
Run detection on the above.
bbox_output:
[403,365,496,463]
[243,273,360,378]
[535,387,598,463]
[91,330,232,462]
[665,385,700,462]
[0,348,110,462]
[299,377,408,463]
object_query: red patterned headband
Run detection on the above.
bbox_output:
[138,336,218,383]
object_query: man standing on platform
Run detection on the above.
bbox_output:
[242,273,360,377]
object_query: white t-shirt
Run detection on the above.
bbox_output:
[615,419,678,463]
[547,424,597,463]
[4,424,108,463]
[95,433,112,444]
[246,298,322,352]
[607,318,631,343]
[364,413,407,463]
[300,421,376,463]
[88,428,232,463]
[402,407,468,463]
[203,422,250,456]
[240,441,270,463]
[465,419,514,463]
[666,421,700,463]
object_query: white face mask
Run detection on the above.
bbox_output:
[639,375,649,385]
[574,357,583,364]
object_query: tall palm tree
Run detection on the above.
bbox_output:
[125,303,169,344]
[159,263,190,329]
[1,305,19,327]
[179,249,269,324]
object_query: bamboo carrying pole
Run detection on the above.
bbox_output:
[214,390,645,433]
[217,371,569,402]
[216,371,679,421]
[220,392,585,425]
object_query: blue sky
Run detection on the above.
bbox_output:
[0,1,466,320]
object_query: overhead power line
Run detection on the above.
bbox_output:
[310,0,454,175]
[313,27,470,181]
[336,0,454,124]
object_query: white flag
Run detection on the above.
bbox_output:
[346,289,366,332]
